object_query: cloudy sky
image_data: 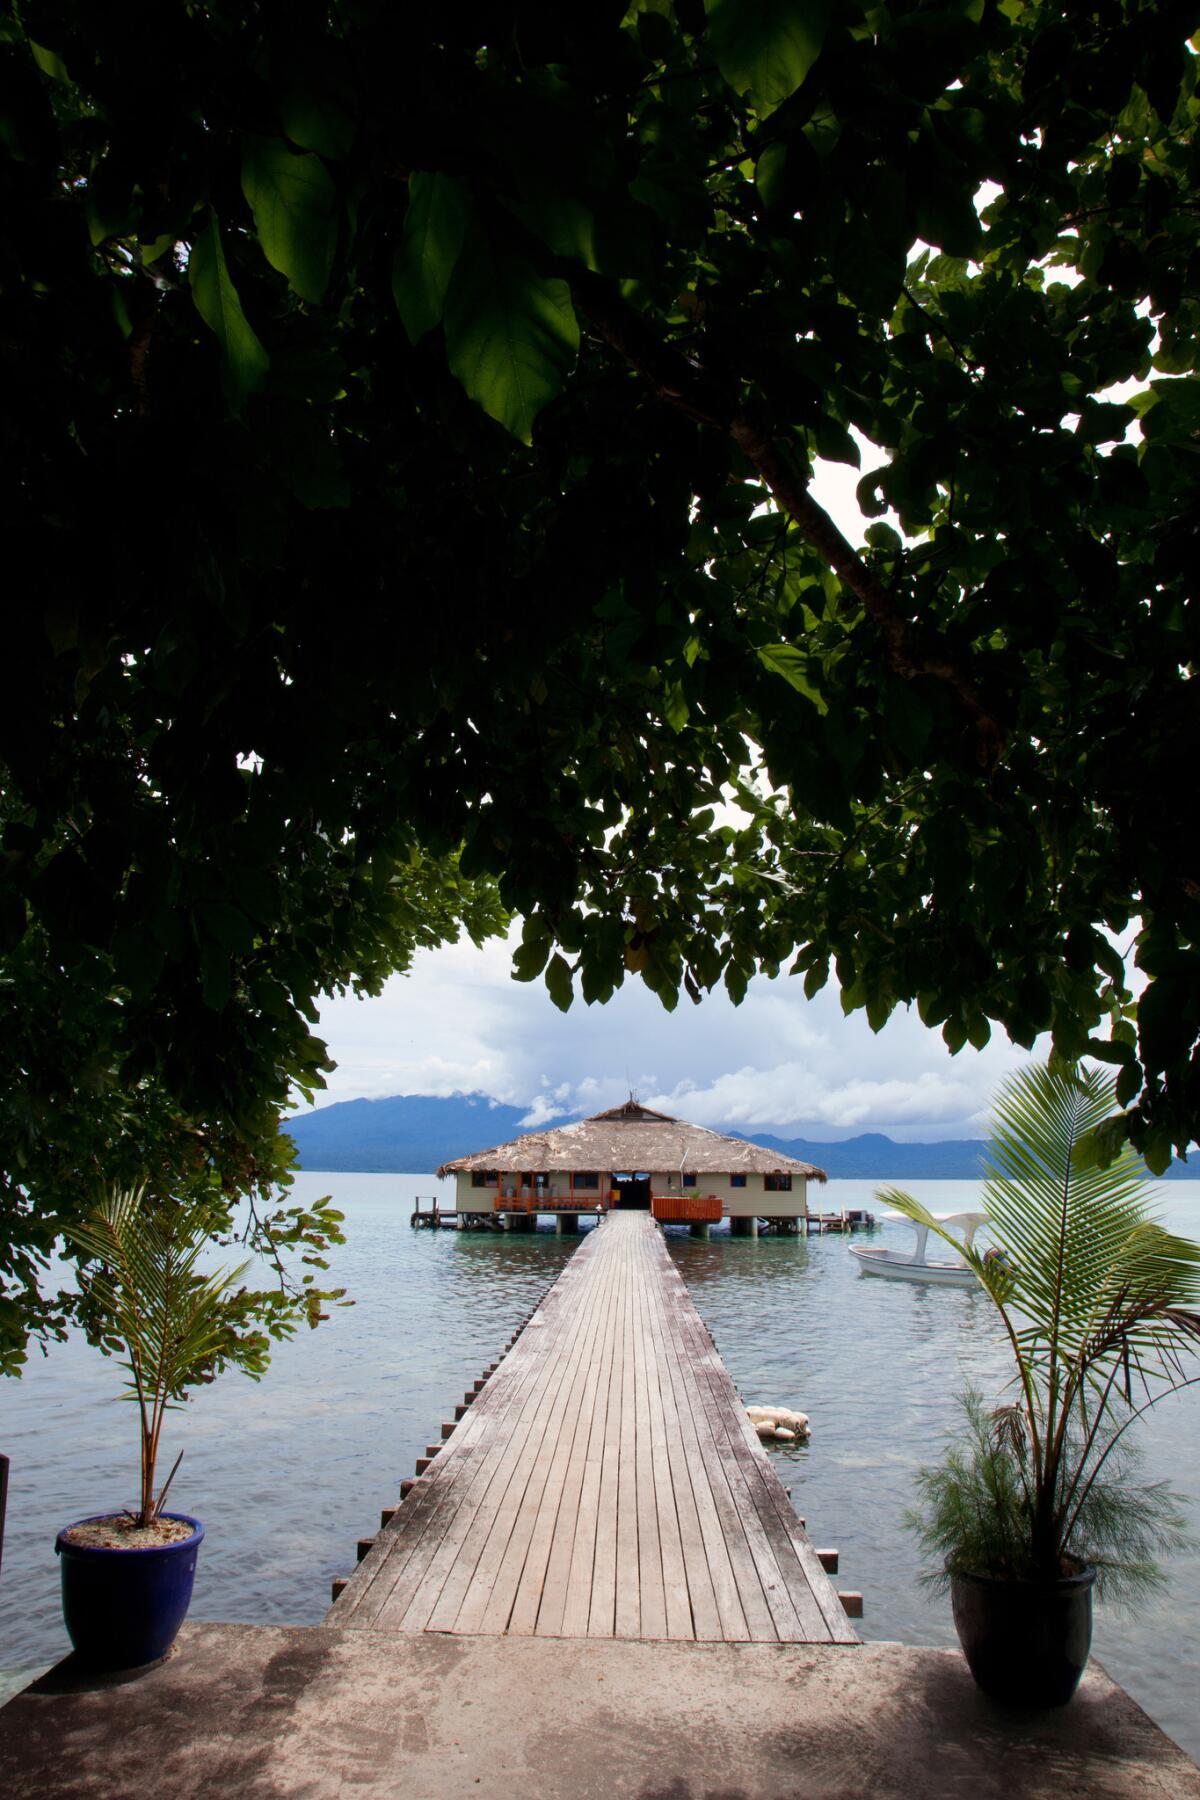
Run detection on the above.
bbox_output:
[305,451,1053,1143]
[308,924,1046,1143]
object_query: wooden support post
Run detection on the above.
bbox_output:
[729,1215,758,1238]
[455,1403,469,1420]
[689,1220,711,1240]
[441,1421,455,1440]
[380,1507,397,1529]
[400,1478,415,1499]
[331,1577,348,1601]
[839,1592,864,1618]
[357,1537,375,1563]
[556,1213,580,1234]
[415,1456,433,1475]
[816,1548,839,1574]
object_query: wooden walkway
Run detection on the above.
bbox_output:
[330,1212,856,1643]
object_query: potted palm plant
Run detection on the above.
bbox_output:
[55,1184,250,1672]
[886,1062,1200,1707]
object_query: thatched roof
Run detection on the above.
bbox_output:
[436,1100,827,1182]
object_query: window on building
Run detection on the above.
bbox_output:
[471,1170,498,1188]
[730,1174,747,1189]
[573,1171,600,1190]
[764,1173,793,1193]
[682,1171,697,1186]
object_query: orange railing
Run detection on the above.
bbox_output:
[498,1194,610,1213]
[651,1194,723,1224]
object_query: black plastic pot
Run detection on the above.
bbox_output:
[951,1565,1095,1706]
[56,1513,204,1671]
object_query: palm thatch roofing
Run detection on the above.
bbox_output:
[436,1100,828,1182]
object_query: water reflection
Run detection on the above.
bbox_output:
[665,1230,813,1291]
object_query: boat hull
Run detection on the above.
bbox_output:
[848,1247,978,1287]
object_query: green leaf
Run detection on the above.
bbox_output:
[915,177,983,259]
[393,172,474,344]
[865,522,902,553]
[802,957,828,999]
[1144,1131,1172,1178]
[705,0,829,116]
[508,192,599,271]
[757,644,828,714]
[512,938,551,983]
[755,140,790,208]
[545,952,574,1012]
[1115,1060,1144,1108]
[189,211,269,411]
[814,414,860,466]
[241,136,338,303]
[663,679,690,732]
[29,40,69,82]
[278,89,355,159]
[802,99,841,158]
[1087,1036,1134,1065]
[443,230,579,445]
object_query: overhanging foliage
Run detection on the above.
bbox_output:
[2,1,1198,1359]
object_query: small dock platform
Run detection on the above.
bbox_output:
[332,1211,854,1642]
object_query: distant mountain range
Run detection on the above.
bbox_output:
[284,1095,531,1174]
[283,1092,1195,1180]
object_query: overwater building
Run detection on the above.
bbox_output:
[437,1100,826,1235]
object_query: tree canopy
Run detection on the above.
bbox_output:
[2,0,1198,1365]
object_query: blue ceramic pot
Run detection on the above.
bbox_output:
[56,1512,204,1670]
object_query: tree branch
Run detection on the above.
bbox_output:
[570,271,1003,771]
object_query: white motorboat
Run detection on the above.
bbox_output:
[848,1211,986,1287]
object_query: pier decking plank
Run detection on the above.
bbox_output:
[329,1212,855,1644]
[639,1232,784,1641]
[539,1242,622,1637]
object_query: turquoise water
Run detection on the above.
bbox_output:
[1,1173,1198,1759]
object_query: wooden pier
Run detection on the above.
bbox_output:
[331,1211,855,1643]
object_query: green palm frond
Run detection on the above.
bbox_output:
[887,1060,1200,1588]
[67,1184,249,1521]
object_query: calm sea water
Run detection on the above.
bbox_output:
[2,1174,1198,1759]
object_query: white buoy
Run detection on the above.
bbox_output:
[775,1409,810,1435]
[747,1403,810,1438]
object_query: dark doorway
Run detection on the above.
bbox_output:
[613,1174,651,1210]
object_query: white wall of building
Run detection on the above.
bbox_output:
[453,1169,810,1218]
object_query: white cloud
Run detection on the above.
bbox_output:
[646,1066,983,1134]
[306,922,1038,1142]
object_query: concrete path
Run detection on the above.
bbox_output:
[2,1622,1196,1798]
[333,1212,852,1642]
